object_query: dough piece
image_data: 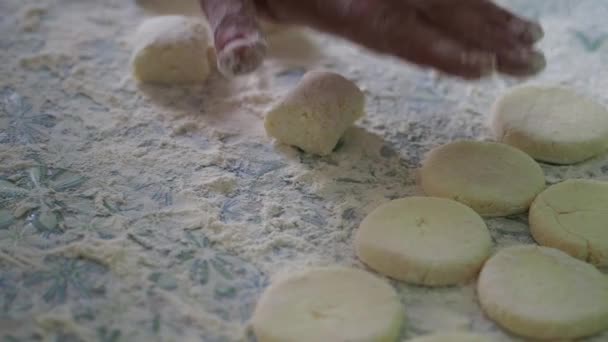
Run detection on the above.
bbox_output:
[264,71,365,155]
[355,197,492,286]
[408,332,495,342]
[478,245,608,340]
[420,141,545,217]
[131,16,211,84]
[530,179,608,266]
[251,266,404,342]
[492,86,608,164]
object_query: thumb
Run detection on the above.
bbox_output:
[200,0,267,76]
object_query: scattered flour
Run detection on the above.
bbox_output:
[1,0,608,341]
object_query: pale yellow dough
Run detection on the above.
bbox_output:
[355,197,492,286]
[264,71,365,155]
[407,331,495,342]
[477,245,608,340]
[492,85,608,164]
[420,140,545,217]
[530,179,608,266]
[251,266,404,342]
[131,16,211,84]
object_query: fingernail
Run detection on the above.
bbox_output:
[510,20,544,43]
[459,52,496,77]
[217,33,268,77]
[526,22,544,43]
[480,54,497,76]
[528,50,546,72]
[512,49,546,73]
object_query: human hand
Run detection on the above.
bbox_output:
[200,0,545,79]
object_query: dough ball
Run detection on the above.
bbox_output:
[530,179,608,266]
[355,197,492,286]
[492,86,608,164]
[131,16,211,84]
[408,332,495,342]
[420,141,545,217]
[477,245,608,340]
[251,266,404,342]
[264,71,365,156]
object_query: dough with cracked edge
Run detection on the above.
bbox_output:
[492,85,608,164]
[264,71,365,155]
[131,16,211,84]
[530,179,608,266]
[420,140,545,217]
[355,197,492,286]
[477,245,608,340]
[251,266,404,342]
[408,332,495,342]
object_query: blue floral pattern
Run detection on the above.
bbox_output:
[0,88,57,145]
[0,164,88,249]
[22,256,108,305]
[1,0,607,341]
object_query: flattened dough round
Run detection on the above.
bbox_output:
[530,179,608,266]
[478,245,608,340]
[355,197,492,286]
[420,141,545,217]
[131,16,211,84]
[251,266,404,342]
[408,332,495,342]
[492,86,608,164]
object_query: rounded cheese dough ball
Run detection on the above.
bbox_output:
[530,179,608,266]
[478,245,608,340]
[492,86,608,164]
[408,332,495,342]
[355,197,492,286]
[251,266,404,342]
[264,71,365,156]
[131,16,211,84]
[420,141,545,217]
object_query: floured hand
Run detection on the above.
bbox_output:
[200,0,267,77]
[200,0,545,79]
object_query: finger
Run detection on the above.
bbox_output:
[200,0,267,76]
[389,20,497,79]
[347,3,498,79]
[418,6,522,51]
[413,4,545,76]
[262,0,495,79]
[495,48,546,76]
[476,0,544,44]
[252,0,280,21]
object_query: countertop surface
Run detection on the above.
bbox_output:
[1,0,607,341]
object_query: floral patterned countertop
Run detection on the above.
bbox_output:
[1,0,607,341]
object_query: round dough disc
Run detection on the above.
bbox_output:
[492,86,608,164]
[478,245,608,340]
[355,197,492,286]
[408,332,495,342]
[420,140,545,217]
[251,266,404,342]
[530,179,608,266]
